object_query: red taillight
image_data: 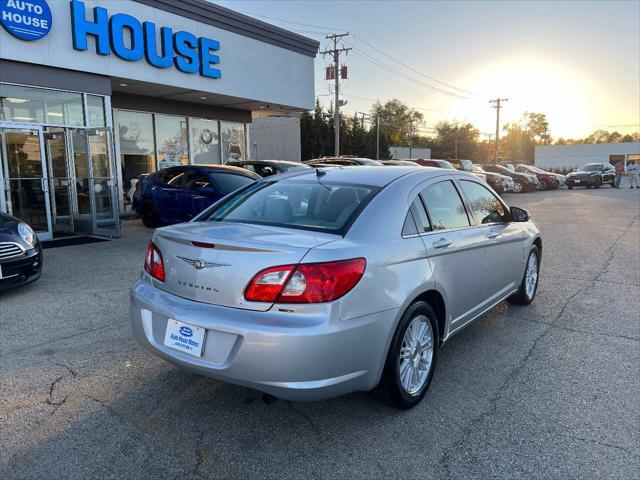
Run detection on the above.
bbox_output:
[244,265,295,302]
[244,258,366,304]
[144,242,165,282]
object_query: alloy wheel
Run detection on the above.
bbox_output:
[525,252,539,299]
[398,315,434,395]
[513,182,523,193]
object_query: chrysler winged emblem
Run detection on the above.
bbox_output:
[176,256,230,270]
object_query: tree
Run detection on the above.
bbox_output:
[428,121,480,161]
[502,112,550,162]
[300,101,391,160]
[370,99,424,146]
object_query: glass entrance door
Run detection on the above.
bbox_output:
[68,128,120,237]
[45,128,74,234]
[0,124,53,241]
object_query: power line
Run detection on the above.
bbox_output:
[348,45,470,99]
[350,34,475,97]
[233,8,472,100]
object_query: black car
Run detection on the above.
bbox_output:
[0,213,42,292]
[565,163,615,189]
[480,164,539,193]
[516,164,560,190]
[228,160,311,177]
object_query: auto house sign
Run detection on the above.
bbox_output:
[0,0,52,41]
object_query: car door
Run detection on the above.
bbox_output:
[154,168,185,224]
[180,169,219,221]
[419,179,488,330]
[602,164,614,183]
[457,179,526,302]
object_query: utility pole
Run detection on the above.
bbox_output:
[375,114,380,160]
[320,33,351,156]
[489,98,508,163]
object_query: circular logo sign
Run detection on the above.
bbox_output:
[0,0,52,41]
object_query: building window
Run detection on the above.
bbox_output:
[0,84,84,126]
[220,121,246,162]
[116,110,155,191]
[86,95,106,128]
[190,118,220,164]
[155,114,188,170]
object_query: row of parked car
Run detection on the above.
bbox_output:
[129,155,613,228]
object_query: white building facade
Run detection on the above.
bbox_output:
[535,142,640,171]
[0,0,317,240]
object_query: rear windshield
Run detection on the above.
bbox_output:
[203,180,379,234]
[210,172,257,193]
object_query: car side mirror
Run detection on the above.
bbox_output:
[510,206,530,222]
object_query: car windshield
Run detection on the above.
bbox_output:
[436,160,455,169]
[578,164,603,172]
[459,159,474,171]
[203,180,380,234]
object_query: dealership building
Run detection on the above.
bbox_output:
[0,0,318,240]
[535,142,640,171]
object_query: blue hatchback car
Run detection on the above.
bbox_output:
[132,165,260,227]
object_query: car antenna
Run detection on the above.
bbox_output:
[314,166,332,191]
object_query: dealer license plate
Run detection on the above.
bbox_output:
[163,319,206,357]
[574,180,580,184]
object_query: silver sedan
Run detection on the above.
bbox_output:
[130,166,541,409]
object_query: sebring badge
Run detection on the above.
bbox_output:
[176,256,230,270]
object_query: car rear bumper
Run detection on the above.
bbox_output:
[129,279,396,401]
[0,247,42,292]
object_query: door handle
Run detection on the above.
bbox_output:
[432,238,452,249]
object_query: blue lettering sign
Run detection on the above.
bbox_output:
[0,0,52,41]
[69,0,221,79]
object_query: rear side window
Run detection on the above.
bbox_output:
[156,168,184,185]
[458,180,508,224]
[420,181,470,231]
[204,180,379,235]
[212,173,256,194]
[411,198,431,233]
[184,171,213,191]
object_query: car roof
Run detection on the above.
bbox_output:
[231,160,307,166]
[160,164,260,177]
[274,165,450,187]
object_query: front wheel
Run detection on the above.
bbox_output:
[594,178,602,189]
[512,181,524,193]
[508,245,540,305]
[381,301,439,409]
[568,185,573,190]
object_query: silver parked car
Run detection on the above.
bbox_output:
[130,167,541,409]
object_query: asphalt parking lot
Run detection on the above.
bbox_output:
[1,187,638,480]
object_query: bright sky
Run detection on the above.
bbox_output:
[217,0,640,139]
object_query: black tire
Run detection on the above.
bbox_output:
[568,185,573,190]
[508,245,540,306]
[141,200,160,228]
[381,301,439,409]
[594,178,602,189]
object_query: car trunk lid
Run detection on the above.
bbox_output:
[153,222,338,311]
